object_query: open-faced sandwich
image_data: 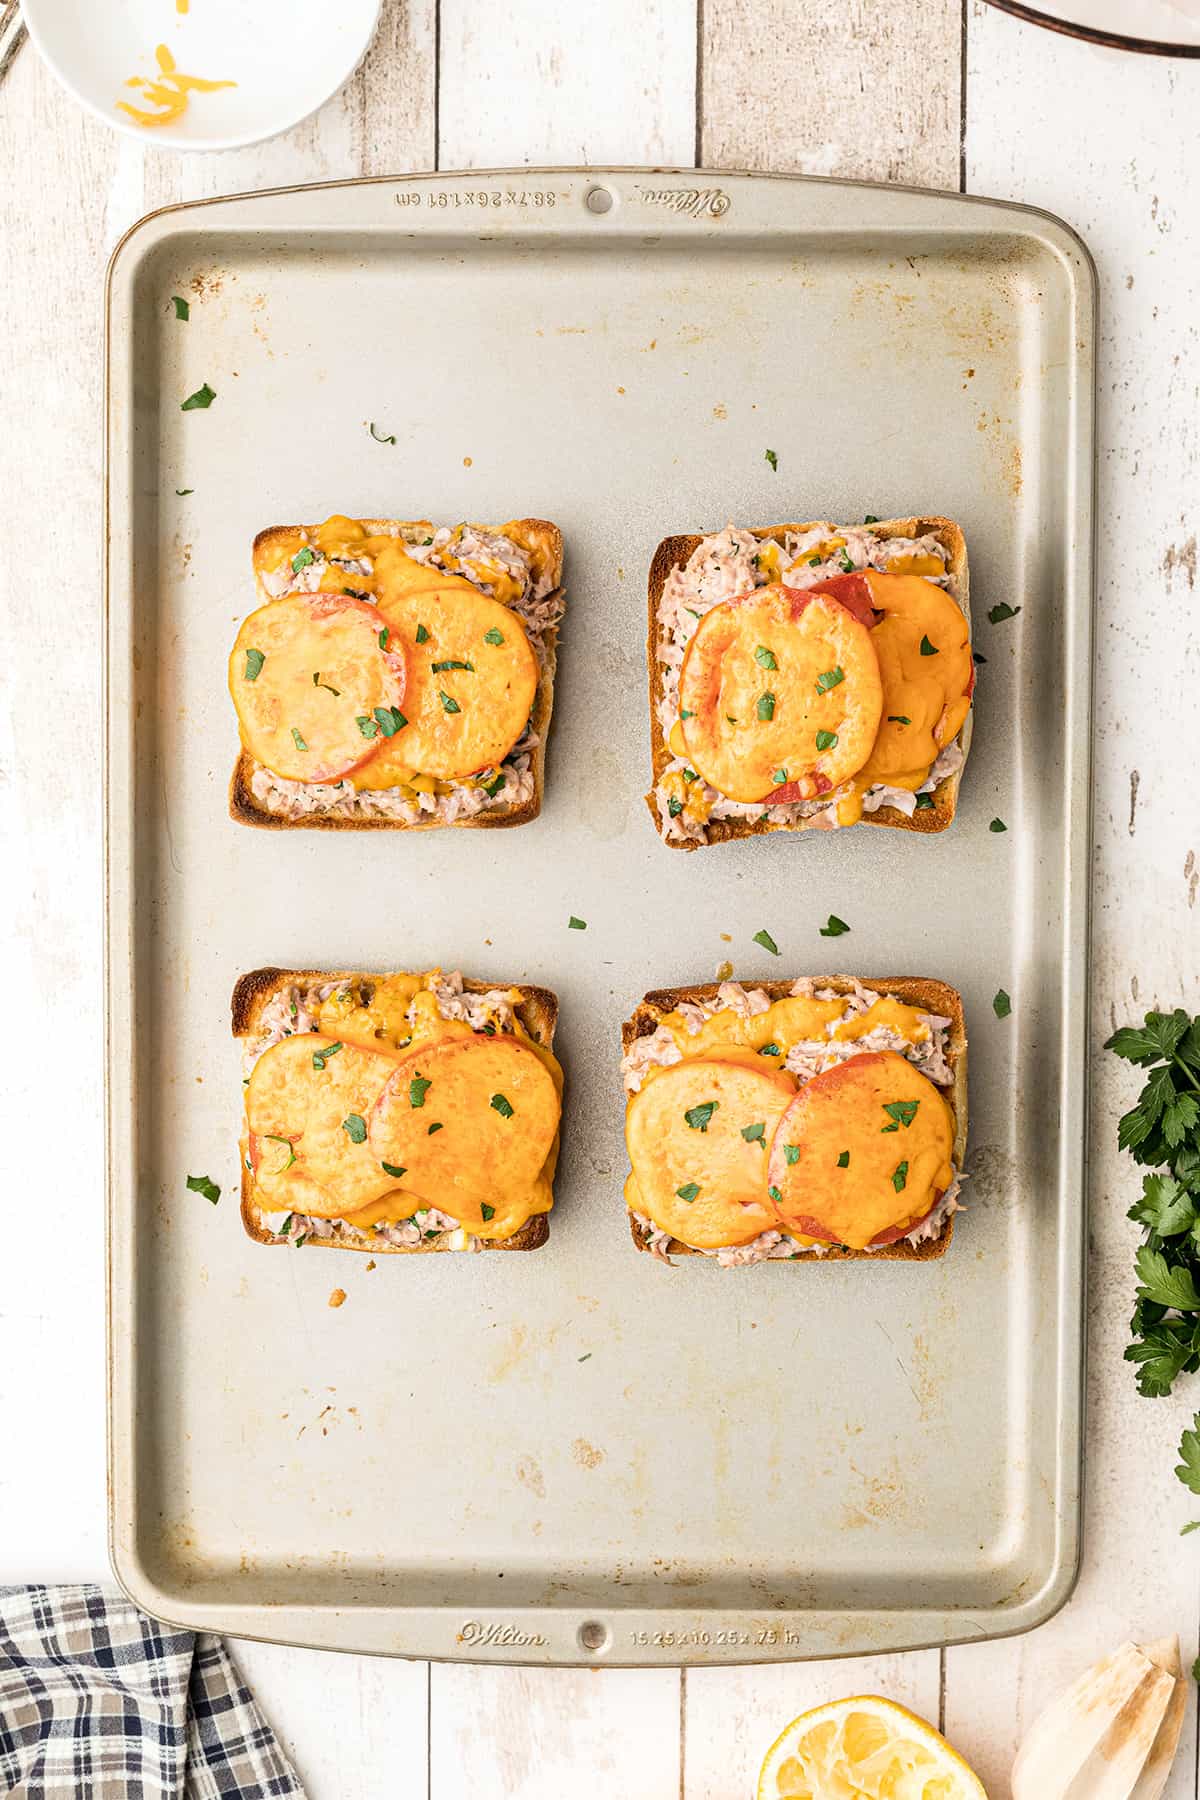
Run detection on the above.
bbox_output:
[234,967,562,1253]
[646,516,973,849]
[621,975,966,1264]
[229,514,564,829]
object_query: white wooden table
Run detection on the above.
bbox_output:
[2,3,1198,1794]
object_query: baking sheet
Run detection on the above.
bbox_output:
[105,168,1095,1664]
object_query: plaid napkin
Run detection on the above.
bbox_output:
[0,1586,305,1798]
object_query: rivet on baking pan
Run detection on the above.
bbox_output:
[577,1619,610,1653]
[585,186,615,215]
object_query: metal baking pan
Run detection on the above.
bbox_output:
[106,168,1094,1664]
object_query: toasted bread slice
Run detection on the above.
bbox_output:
[233,966,560,1253]
[231,518,564,832]
[645,516,971,850]
[621,974,967,1262]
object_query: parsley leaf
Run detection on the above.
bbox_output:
[291,727,308,752]
[374,706,407,737]
[409,1074,431,1108]
[291,546,314,572]
[312,1041,343,1071]
[816,667,844,693]
[482,1203,496,1221]
[757,692,776,722]
[342,1114,367,1144]
[990,817,1007,832]
[684,1101,718,1132]
[490,1093,515,1118]
[837,1151,850,1168]
[815,729,838,752]
[1136,1248,1200,1313]
[484,627,505,646]
[892,1161,909,1192]
[381,1162,407,1178]
[754,645,778,671]
[676,1182,700,1202]
[432,660,475,673]
[764,448,778,471]
[186,1173,220,1204]
[369,421,397,444]
[883,1100,919,1129]
[741,1122,766,1144]
[181,382,215,411]
[993,989,1012,1018]
[988,602,1021,624]
[243,648,265,682]
[439,691,461,714]
[1175,1412,1200,1496]
[753,928,780,956]
[919,635,938,656]
[819,915,850,937]
[172,295,190,321]
[416,623,429,644]
[783,1144,800,1165]
[568,916,587,930]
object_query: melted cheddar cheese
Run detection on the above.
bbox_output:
[653,992,929,1067]
[116,43,235,128]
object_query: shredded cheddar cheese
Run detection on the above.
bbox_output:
[116,43,235,130]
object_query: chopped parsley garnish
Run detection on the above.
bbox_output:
[741,1122,766,1144]
[807,556,822,567]
[432,659,475,673]
[379,627,390,650]
[838,551,854,573]
[176,488,193,496]
[484,627,505,646]
[263,1134,297,1169]
[892,1160,910,1192]
[291,728,308,752]
[381,1162,407,1178]
[990,817,1007,833]
[667,794,683,818]
[482,771,506,798]
[415,623,429,643]
[356,715,380,738]
[815,729,838,752]
[293,1233,308,1248]
[816,667,844,693]
[764,448,778,471]
[172,295,190,320]
[919,635,938,656]
[864,514,879,524]
[759,1042,780,1057]
[756,693,776,722]
[491,1093,514,1119]
[312,672,341,697]
[783,1144,801,1165]
[312,1041,343,1070]
[682,768,699,783]
[988,602,1020,624]
[837,1150,850,1168]
[291,546,315,573]
[771,768,788,786]
[973,651,988,664]
[754,645,778,671]
[243,648,265,682]
[684,1101,718,1132]
[279,1214,294,1236]
[767,1185,782,1204]
[887,714,910,725]
[409,1074,432,1107]
[753,928,780,956]
[680,708,695,720]
[915,793,935,810]
[676,1183,700,1202]
[568,916,587,930]
[342,1114,367,1143]
[883,1099,920,1129]
[439,691,461,714]
[369,421,397,444]
[482,1203,496,1221]
[428,1122,444,1135]
[186,1173,220,1204]
[374,706,407,736]
[181,383,215,411]
[819,914,850,937]
[993,989,1012,1019]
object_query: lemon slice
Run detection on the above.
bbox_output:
[758,1695,988,1800]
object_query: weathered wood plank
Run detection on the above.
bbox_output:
[700,0,962,189]
[944,6,1200,1797]
[430,1667,681,1798]
[232,1640,429,1798]
[437,0,697,168]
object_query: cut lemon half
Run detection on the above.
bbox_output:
[758,1695,988,1800]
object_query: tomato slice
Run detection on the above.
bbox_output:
[805,572,881,629]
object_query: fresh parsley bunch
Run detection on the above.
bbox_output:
[1106,1009,1200,1398]
[1106,1008,1200,1530]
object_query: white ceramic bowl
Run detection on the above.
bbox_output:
[21,0,382,150]
[981,0,1200,53]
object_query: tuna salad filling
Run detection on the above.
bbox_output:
[252,523,563,823]
[654,523,962,844]
[244,972,529,1251]
[622,979,961,1264]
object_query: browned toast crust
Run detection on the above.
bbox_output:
[621,974,967,1262]
[233,966,559,1253]
[231,519,563,832]
[645,517,971,850]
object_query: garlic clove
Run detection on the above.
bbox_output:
[1012,1637,1186,1800]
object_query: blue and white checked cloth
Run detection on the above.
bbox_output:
[0,1587,305,1798]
